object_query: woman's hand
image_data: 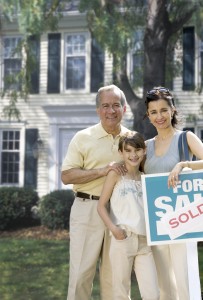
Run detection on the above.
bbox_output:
[168,162,184,188]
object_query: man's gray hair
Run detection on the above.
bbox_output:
[96,84,127,108]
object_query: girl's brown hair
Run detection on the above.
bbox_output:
[118,131,145,152]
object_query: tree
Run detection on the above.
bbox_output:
[79,0,203,138]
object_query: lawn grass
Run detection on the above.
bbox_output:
[0,239,69,300]
[0,238,202,300]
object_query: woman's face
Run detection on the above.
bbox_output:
[147,99,174,130]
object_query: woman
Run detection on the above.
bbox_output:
[144,86,203,300]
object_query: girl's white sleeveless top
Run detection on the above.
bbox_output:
[110,175,146,235]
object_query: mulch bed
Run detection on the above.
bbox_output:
[0,225,69,240]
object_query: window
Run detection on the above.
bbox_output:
[3,37,22,90]
[183,27,195,91]
[65,33,86,90]
[1,130,20,184]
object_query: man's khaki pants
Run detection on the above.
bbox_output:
[67,198,112,300]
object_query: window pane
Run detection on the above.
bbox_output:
[4,37,21,59]
[15,131,20,139]
[66,57,85,89]
[1,152,19,183]
[66,35,85,55]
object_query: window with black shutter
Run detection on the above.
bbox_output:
[90,37,104,92]
[47,33,61,93]
[183,27,195,91]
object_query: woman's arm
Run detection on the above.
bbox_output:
[168,131,203,187]
[97,171,127,240]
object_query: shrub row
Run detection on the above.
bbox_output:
[0,187,74,230]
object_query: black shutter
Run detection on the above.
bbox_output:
[183,27,195,91]
[28,35,40,94]
[24,129,38,189]
[201,52,203,88]
[91,37,104,92]
[47,33,61,93]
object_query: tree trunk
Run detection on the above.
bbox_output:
[134,0,171,138]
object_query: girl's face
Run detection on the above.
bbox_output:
[147,99,174,130]
[120,143,146,168]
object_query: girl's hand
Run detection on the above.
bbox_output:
[112,226,127,240]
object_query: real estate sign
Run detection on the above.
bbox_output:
[142,170,203,300]
[141,169,203,245]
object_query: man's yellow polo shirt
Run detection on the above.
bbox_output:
[61,122,129,196]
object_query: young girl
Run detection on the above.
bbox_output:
[97,131,159,300]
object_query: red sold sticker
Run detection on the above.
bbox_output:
[161,199,203,239]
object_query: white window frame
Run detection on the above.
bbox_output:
[0,123,25,187]
[63,31,90,93]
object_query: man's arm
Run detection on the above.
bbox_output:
[61,162,127,185]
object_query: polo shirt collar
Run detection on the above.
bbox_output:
[95,122,125,139]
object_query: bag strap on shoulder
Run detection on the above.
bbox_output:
[178,131,190,161]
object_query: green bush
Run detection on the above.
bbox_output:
[0,187,39,230]
[39,189,74,230]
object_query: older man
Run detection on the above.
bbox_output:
[61,84,129,300]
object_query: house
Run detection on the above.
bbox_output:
[0,2,202,197]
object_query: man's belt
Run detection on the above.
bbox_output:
[76,192,100,200]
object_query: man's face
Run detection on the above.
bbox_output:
[96,90,126,129]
